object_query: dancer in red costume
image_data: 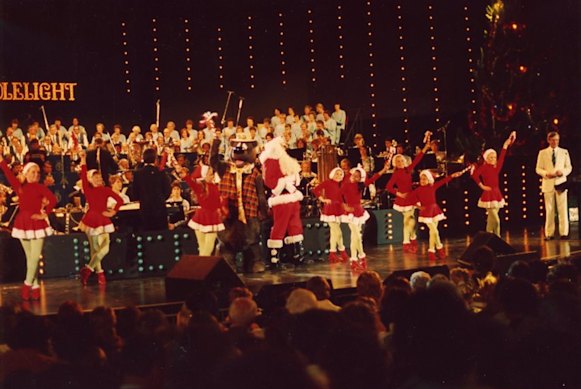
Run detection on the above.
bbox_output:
[471,132,516,237]
[0,146,56,300]
[78,151,124,286]
[385,135,431,253]
[259,136,305,269]
[409,169,466,261]
[341,164,389,271]
[181,163,225,256]
[312,167,349,263]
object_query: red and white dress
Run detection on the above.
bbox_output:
[409,175,453,224]
[184,175,225,233]
[341,173,380,225]
[472,148,507,209]
[0,160,56,239]
[386,152,424,212]
[312,179,343,223]
[79,166,124,235]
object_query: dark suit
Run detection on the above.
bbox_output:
[86,147,117,184]
[132,164,171,231]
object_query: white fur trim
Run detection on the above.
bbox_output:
[188,220,225,232]
[328,167,343,180]
[284,234,304,244]
[349,165,366,181]
[320,214,343,223]
[12,226,53,239]
[483,148,496,161]
[341,211,370,225]
[267,239,284,248]
[268,191,304,207]
[393,204,416,212]
[259,136,285,163]
[418,214,446,223]
[477,199,506,209]
[420,170,434,184]
[82,223,115,236]
[272,177,287,196]
[22,162,39,176]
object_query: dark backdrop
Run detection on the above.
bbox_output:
[0,0,579,154]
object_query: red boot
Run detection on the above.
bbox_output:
[80,266,92,286]
[410,239,418,249]
[21,284,31,300]
[428,251,437,262]
[97,271,107,285]
[358,256,367,270]
[403,243,411,253]
[339,250,349,263]
[436,248,446,260]
[31,286,40,301]
[329,251,340,264]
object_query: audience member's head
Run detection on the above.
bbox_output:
[306,276,332,301]
[228,286,253,302]
[507,260,532,281]
[410,271,431,290]
[286,288,318,314]
[356,271,383,304]
[228,297,259,328]
[472,246,496,277]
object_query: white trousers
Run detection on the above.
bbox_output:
[543,190,569,237]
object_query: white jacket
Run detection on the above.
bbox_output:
[536,146,572,192]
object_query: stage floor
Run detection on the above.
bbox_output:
[1,227,579,316]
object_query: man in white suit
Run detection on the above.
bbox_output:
[535,132,573,239]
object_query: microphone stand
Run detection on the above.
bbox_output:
[220,91,235,126]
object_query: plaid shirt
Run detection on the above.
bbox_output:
[219,167,261,219]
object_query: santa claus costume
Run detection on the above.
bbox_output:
[409,169,464,261]
[78,161,124,286]
[385,146,428,253]
[184,164,225,256]
[0,160,56,300]
[341,165,381,271]
[312,167,349,263]
[471,133,515,237]
[259,136,305,269]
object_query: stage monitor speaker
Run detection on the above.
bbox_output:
[165,255,244,301]
[458,231,516,266]
[256,281,317,312]
[384,265,450,286]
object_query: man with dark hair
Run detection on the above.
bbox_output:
[86,138,117,184]
[132,148,171,231]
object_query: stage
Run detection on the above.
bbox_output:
[0,227,578,317]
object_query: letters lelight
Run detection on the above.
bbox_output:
[0,82,77,101]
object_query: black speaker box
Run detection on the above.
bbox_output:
[165,255,244,301]
[458,231,516,266]
[0,232,26,282]
[255,281,307,312]
[384,265,450,285]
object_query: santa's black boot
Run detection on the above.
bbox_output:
[269,248,282,271]
[292,241,306,267]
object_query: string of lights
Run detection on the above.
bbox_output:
[427,3,441,125]
[365,0,377,132]
[521,164,528,220]
[464,3,478,126]
[216,26,225,90]
[152,18,160,92]
[120,21,131,94]
[336,4,345,80]
[307,9,316,83]
[394,3,410,143]
[278,12,287,86]
[247,16,255,89]
[183,18,192,91]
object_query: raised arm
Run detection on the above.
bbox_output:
[0,158,21,192]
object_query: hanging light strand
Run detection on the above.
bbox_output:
[427,3,441,124]
[365,1,377,130]
[184,18,192,91]
[278,12,287,86]
[247,16,255,89]
[216,26,225,89]
[121,21,131,94]
[307,9,316,83]
[337,3,345,79]
[464,3,478,126]
[152,18,160,92]
[395,3,409,142]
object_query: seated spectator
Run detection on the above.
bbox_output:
[285,288,318,314]
[356,271,383,306]
[228,287,253,303]
[306,276,340,311]
[410,271,431,291]
[226,297,264,351]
